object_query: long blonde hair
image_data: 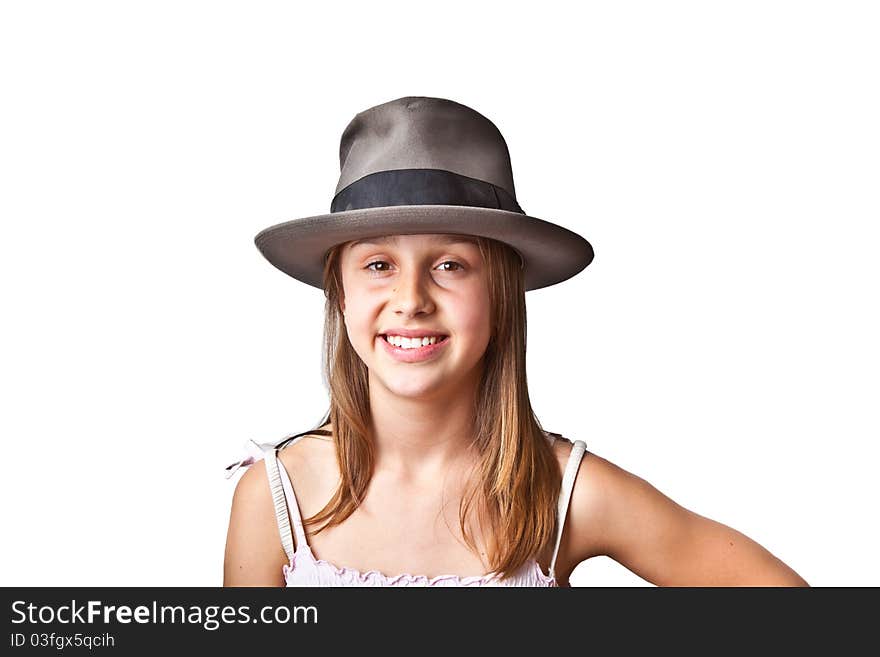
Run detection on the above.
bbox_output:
[295,234,562,581]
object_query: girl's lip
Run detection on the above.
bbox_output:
[377,334,450,363]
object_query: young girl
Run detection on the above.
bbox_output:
[223,96,809,587]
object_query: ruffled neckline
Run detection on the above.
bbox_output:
[283,543,557,587]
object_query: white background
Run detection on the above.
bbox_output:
[1,1,877,587]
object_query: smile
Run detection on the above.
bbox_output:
[377,334,450,363]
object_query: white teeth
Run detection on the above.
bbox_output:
[384,335,444,349]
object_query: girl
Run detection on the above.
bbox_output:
[223,96,809,587]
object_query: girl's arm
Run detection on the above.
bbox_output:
[223,461,289,587]
[563,451,810,586]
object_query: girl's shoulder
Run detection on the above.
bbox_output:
[545,431,585,471]
[275,424,340,506]
[275,422,335,464]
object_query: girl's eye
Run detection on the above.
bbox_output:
[365,261,391,273]
[364,260,465,274]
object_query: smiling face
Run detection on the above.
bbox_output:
[338,233,492,402]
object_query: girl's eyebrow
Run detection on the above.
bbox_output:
[348,235,479,249]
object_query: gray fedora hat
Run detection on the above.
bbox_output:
[254,96,594,291]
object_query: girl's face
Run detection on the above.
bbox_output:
[339,233,492,401]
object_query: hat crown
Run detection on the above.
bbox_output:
[334,96,518,200]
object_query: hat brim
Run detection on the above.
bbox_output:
[254,204,594,292]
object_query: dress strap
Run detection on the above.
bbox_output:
[274,451,309,551]
[549,439,587,579]
[263,447,297,562]
[263,437,313,561]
